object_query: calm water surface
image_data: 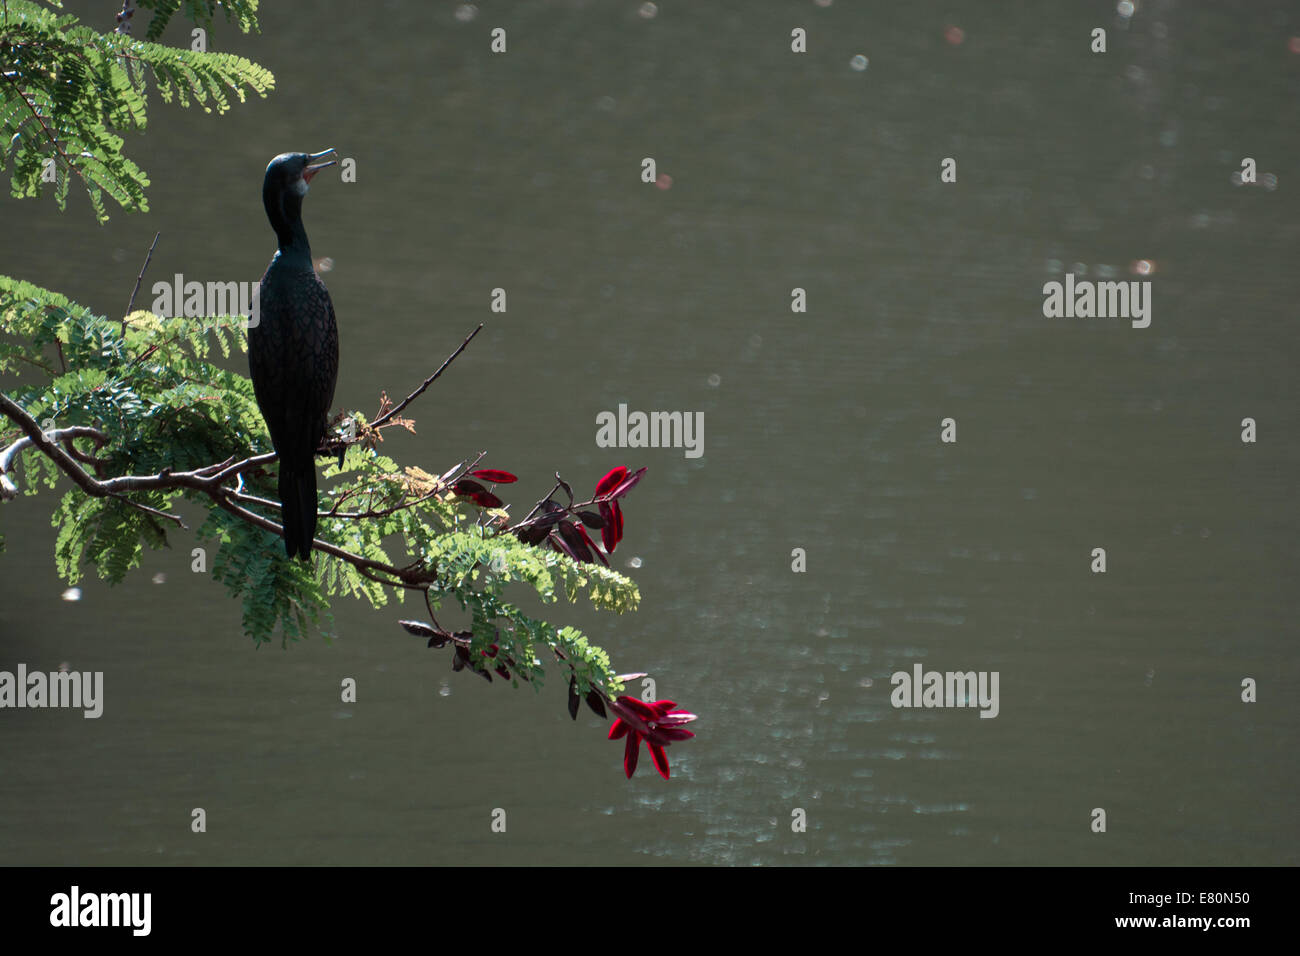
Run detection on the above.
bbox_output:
[1,1,1296,865]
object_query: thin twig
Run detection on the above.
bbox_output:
[422,587,445,634]
[124,230,160,332]
[515,480,563,527]
[372,324,483,428]
[105,490,186,528]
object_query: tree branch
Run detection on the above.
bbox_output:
[0,423,108,500]
[1,328,487,593]
[0,392,426,584]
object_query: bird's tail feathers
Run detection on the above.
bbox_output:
[278,459,318,562]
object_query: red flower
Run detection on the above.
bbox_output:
[608,695,697,779]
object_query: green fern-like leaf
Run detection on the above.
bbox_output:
[1,0,272,221]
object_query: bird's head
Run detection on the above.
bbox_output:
[263,148,337,245]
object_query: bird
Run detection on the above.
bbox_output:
[249,148,339,561]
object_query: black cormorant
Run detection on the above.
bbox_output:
[249,148,338,561]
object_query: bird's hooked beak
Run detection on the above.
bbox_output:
[302,148,338,184]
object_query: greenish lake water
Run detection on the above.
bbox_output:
[1,1,1296,865]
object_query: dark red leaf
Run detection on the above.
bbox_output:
[399,619,435,637]
[599,502,617,553]
[609,718,629,740]
[517,524,548,546]
[648,743,670,779]
[624,733,640,778]
[613,501,624,543]
[595,466,628,498]
[533,510,565,529]
[495,665,511,680]
[568,677,580,721]
[617,695,656,719]
[556,473,574,506]
[469,469,517,484]
[656,727,695,741]
[609,467,647,500]
[549,530,581,562]
[586,690,607,719]
[470,490,504,508]
[575,524,608,566]
[557,521,593,563]
[577,510,607,529]
[452,479,486,496]
[526,501,567,532]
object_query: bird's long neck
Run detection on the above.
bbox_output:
[274,227,312,272]
[266,190,314,271]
